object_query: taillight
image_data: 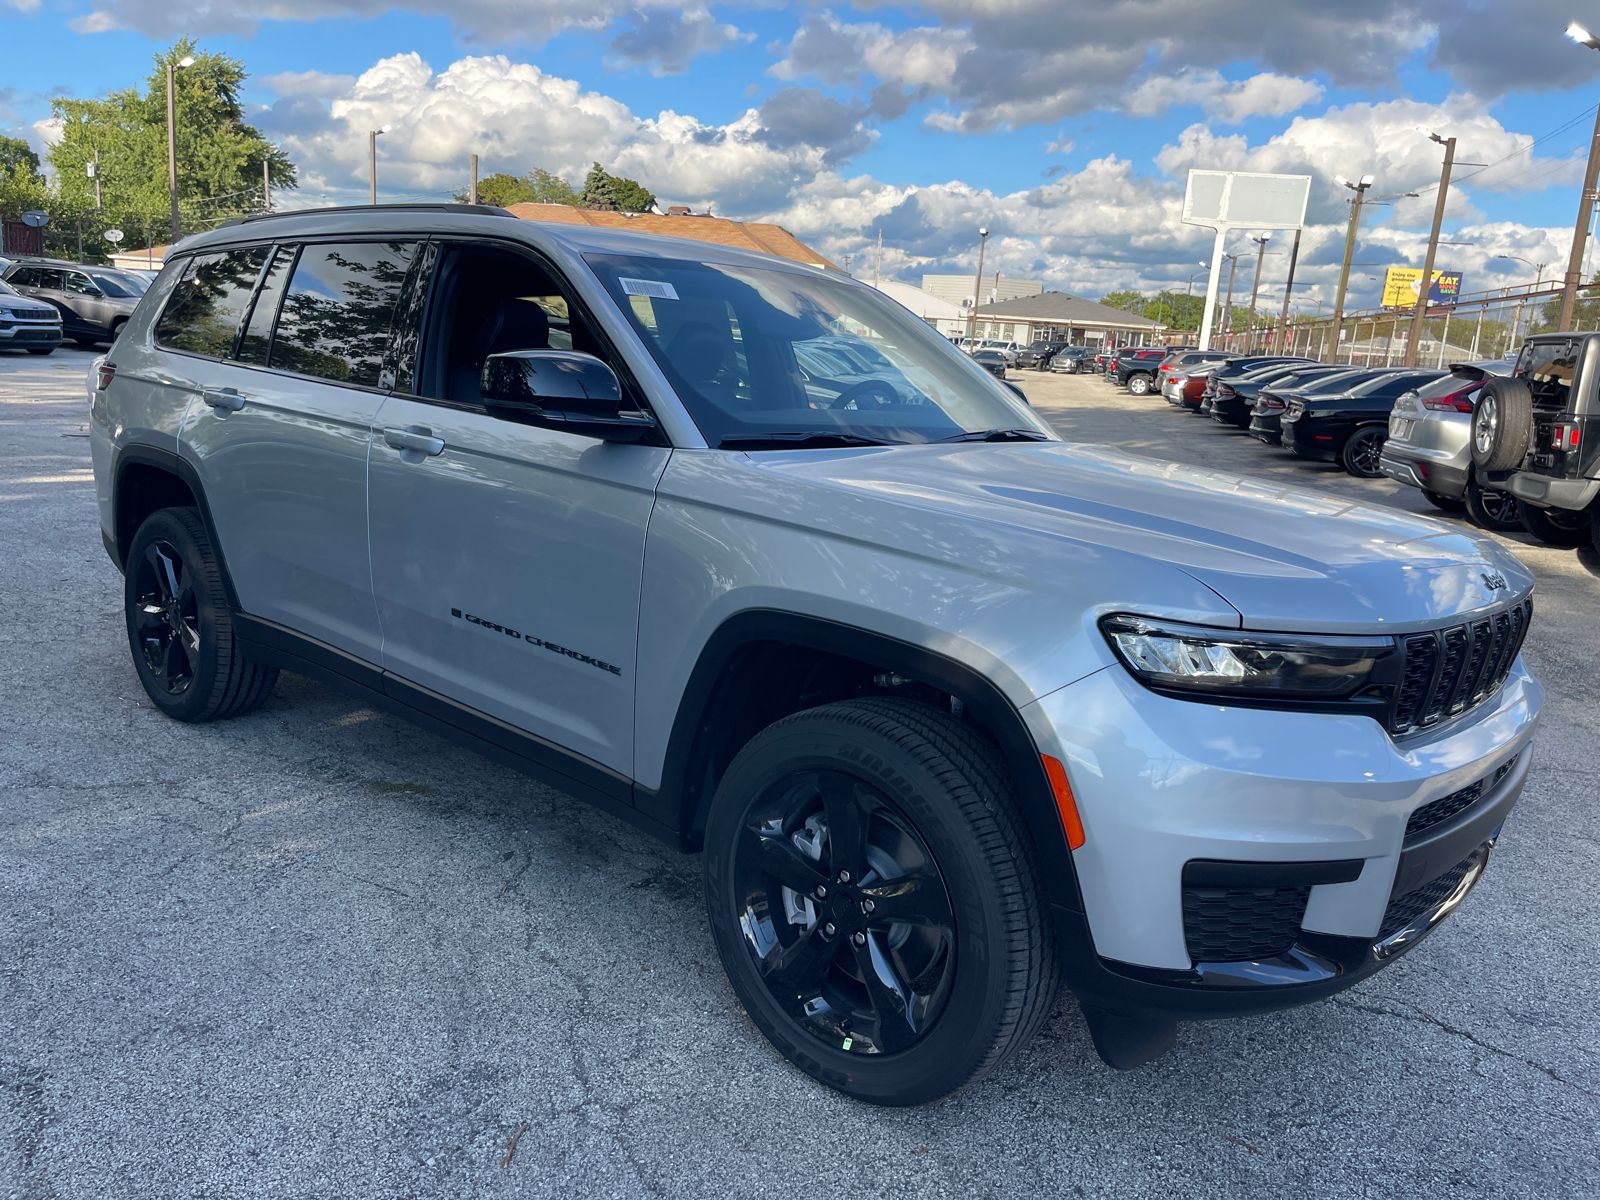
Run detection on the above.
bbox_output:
[1219,384,1235,396]
[95,363,115,390]
[1552,423,1581,451]
[1422,383,1478,413]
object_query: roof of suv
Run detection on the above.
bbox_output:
[186,203,848,280]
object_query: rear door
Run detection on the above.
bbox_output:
[174,240,422,662]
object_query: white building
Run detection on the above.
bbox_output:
[921,274,1043,310]
[866,280,969,337]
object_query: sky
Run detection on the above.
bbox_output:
[3,0,1598,315]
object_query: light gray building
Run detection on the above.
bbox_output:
[921,274,1043,309]
[969,291,1168,347]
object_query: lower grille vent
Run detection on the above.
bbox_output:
[1182,885,1310,963]
[1379,848,1485,939]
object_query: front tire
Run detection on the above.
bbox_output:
[1423,489,1467,513]
[124,507,278,722]
[704,698,1056,1106]
[1518,502,1592,547]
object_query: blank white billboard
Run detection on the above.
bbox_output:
[1182,170,1311,230]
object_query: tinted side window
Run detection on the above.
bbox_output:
[270,241,417,387]
[7,268,33,286]
[155,248,271,359]
[37,269,65,290]
[65,272,96,294]
[237,246,295,366]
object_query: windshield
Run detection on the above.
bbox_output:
[0,280,15,296]
[92,273,147,298]
[585,254,1054,447]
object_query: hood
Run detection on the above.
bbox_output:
[751,441,1533,634]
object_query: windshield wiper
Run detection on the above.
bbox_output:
[718,432,891,449]
[938,428,1052,443]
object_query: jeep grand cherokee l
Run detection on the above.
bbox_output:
[90,204,1542,1106]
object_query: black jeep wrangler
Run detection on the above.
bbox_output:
[1474,333,1600,549]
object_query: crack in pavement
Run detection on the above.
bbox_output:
[1332,993,1597,1099]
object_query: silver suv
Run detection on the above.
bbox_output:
[89,205,1542,1105]
[1379,361,1518,530]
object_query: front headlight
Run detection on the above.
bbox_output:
[1100,614,1395,700]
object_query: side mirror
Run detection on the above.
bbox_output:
[480,350,657,443]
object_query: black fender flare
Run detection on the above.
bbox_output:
[110,441,240,608]
[639,608,1084,915]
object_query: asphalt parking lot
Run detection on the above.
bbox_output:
[4,346,1598,1199]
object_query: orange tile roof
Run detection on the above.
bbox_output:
[503,204,840,271]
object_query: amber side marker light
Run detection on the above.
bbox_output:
[1042,755,1086,849]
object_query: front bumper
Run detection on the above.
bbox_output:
[0,322,63,348]
[1032,657,1541,1022]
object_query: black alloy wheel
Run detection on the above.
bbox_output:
[132,537,202,697]
[1463,479,1521,532]
[124,507,279,722]
[704,699,1056,1106]
[1341,426,1387,477]
[1518,502,1593,548]
[730,769,957,1058]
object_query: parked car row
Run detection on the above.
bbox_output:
[1098,343,1591,546]
[0,255,150,352]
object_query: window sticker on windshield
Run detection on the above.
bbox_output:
[620,277,678,301]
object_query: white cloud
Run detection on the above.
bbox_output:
[260,70,357,99]
[608,8,752,76]
[1125,70,1324,124]
[255,49,1575,320]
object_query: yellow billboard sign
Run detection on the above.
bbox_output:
[1382,267,1464,307]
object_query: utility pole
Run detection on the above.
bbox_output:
[262,159,271,212]
[1246,234,1270,352]
[165,56,194,243]
[469,153,479,205]
[369,126,390,205]
[89,149,101,210]
[966,228,989,348]
[1561,24,1600,330]
[1221,253,1241,348]
[1406,129,1456,365]
[874,229,882,289]
[1329,174,1374,363]
[1274,227,1302,353]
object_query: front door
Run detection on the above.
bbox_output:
[174,239,423,662]
[367,240,668,778]
[63,270,117,337]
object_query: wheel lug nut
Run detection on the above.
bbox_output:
[837,869,851,883]
[814,884,828,899]
[852,931,867,946]
[861,899,875,914]
[823,922,837,937]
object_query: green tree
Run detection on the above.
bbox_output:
[0,135,41,178]
[47,38,295,258]
[577,162,655,213]
[456,167,579,207]
[1100,289,1147,314]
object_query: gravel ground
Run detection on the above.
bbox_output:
[4,348,1597,1199]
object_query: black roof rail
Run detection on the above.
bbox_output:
[219,202,518,229]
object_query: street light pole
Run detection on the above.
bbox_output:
[1405,128,1456,365]
[1246,233,1271,352]
[967,228,989,348]
[1329,173,1374,363]
[1560,24,1600,330]
[165,54,196,243]
[369,126,391,205]
[1274,227,1303,354]
[1221,252,1241,348]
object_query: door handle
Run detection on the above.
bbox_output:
[203,388,246,413]
[383,425,446,457]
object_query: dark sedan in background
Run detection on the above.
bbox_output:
[1278,369,1446,476]
[1217,364,1354,428]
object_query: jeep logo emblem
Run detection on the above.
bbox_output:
[1481,570,1508,591]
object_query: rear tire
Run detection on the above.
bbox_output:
[1464,479,1521,532]
[1127,374,1151,395]
[124,507,278,722]
[1518,503,1592,547]
[1340,425,1387,477]
[703,698,1056,1106]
